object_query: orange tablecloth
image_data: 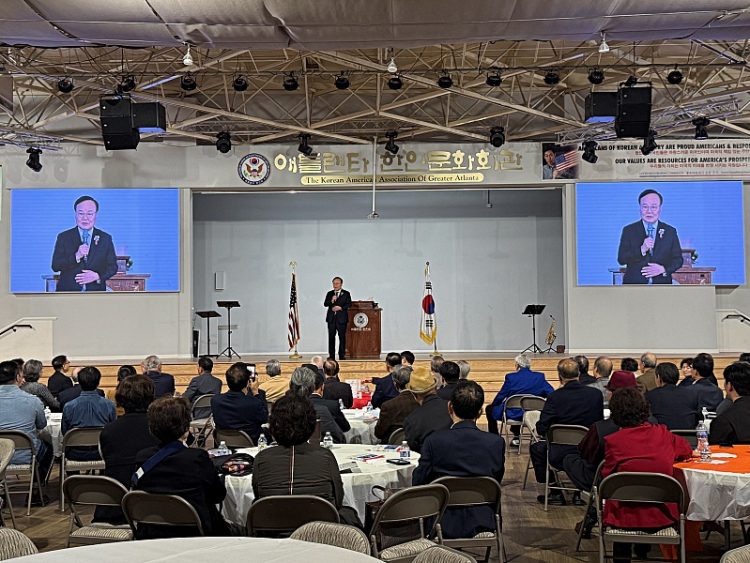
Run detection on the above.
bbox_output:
[674,445,750,474]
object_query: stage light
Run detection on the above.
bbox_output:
[544,71,560,85]
[298,133,317,158]
[588,68,605,85]
[667,67,683,85]
[387,57,398,74]
[182,44,193,67]
[640,130,658,155]
[437,73,453,89]
[582,140,598,163]
[118,74,136,93]
[283,73,299,91]
[624,75,638,87]
[489,126,505,148]
[215,132,231,154]
[387,75,403,90]
[486,71,502,87]
[233,75,249,92]
[25,147,42,172]
[57,77,74,93]
[334,73,350,90]
[180,73,197,91]
[384,130,399,155]
[598,32,610,54]
[692,117,710,140]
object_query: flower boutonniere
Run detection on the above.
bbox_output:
[94,235,100,246]
[658,228,665,239]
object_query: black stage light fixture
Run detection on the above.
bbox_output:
[624,75,638,88]
[233,75,249,92]
[180,73,197,91]
[587,68,605,85]
[384,130,399,155]
[298,133,316,158]
[334,73,350,90]
[544,71,560,85]
[489,126,505,148]
[57,77,74,93]
[582,140,598,164]
[486,71,502,87]
[215,132,232,153]
[26,147,42,172]
[387,75,403,90]
[283,73,299,91]
[119,74,136,93]
[667,67,684,85]
[437,73,453,88]
[640,129,658,156]
[692,117,709,140]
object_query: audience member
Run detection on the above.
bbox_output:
[677,357,694,387]
[289,366,344,443]
[133,397,229,538]
[310,355,325,376]
[403,367,452,453]
[58,366,106,409]
[575,355,596,385]
[141,355,175,398]
[321,359,354,408]
[486,353,554,445]
[688,352,723,411]
[373,366,418,442]
[252,394,361,527]
[431,355,445,383]
[310,370,350,433]
[371,352,402,408]
[620,357,638,373]
[436,360,461,400]
[635,352,658,393]
[456,359,471,380]
[531,358,603,505]
[258,359,289,403]
[47,354,73,398]
[646,362,699,430]
[709,362,750,445]
[20,359,59,411]
[401,350,415,366]
[107,365,137,417]
[413,380,505,538]
[587,356,614,406]
[739,352,750,363]
[61,366,116,460]
[211,362,268,444]
[182,356,222,418]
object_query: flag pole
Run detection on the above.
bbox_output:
[428,262,440,357]
[288,260,302,360]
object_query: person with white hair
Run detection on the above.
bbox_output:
[141,355,175,398]
[456,360,471,380]
[485,353,554,446]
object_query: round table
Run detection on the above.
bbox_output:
[343,409,379,445]
[10,537,378,562]
[223,443,418,525]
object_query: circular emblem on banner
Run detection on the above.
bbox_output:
[238,153,271,185]
[354,313,369,328]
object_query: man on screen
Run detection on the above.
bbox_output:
[324,276,351,360]
[51,195,117,292]
[617,189,683,284]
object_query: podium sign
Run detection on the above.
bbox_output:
[346,301,382,359]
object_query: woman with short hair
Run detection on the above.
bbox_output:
[20,359,59,411]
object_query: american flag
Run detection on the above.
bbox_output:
[287,272,301,350]
[419,263,437,346]
[555,150,578,171]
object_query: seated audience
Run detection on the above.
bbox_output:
[95,375,159,524]
[47,354,73,398]
[373,366,418,442]
[635,352,658,393]
[141,355,175,398]
[289,366,345,443]
[211,362,268,444]
[575,355,596,385]
[456,359,471,380]
[436,360,461,400]
[740,352,750,363]
[133,397,229,538]
[587,356,614,406]
[20,359,59,411]
[371,352,402,408]
[687,352,723,411]
[677,357,694,387]
[57,367,104,409]
[182,356,222,418]
[431,355,445,384]
[531,358,603,505]
[310,356,325,376]
[311,370,350,433]
[620,357,638,373]
[253,394,361,527]
[486,353,554,445]
[601,387,692,563]
[709,362,750,445]
[258,359,290,403]
[321,359,354,408]
[646,362,699,430]
[413,380,505,538]
[401,350,415,366]
[403,367,452,453]
[61,366,116,460]
[107,365,137,417]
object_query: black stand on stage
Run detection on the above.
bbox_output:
[217,300,241,359]
[521,304,546,354]
[196,310,221,357]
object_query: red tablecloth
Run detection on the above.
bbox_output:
[352,394,372,409]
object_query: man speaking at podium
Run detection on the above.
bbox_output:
[324,276,351,360]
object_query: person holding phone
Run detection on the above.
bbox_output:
[210,362,268,444]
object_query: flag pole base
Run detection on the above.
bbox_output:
[288,352,302,360]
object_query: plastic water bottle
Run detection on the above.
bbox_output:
[339,398,345,410]
[257,434,267,450]
[702,407,709,421]
[399,440,411,461]
[44,407,51,419]
[323,432,334,449]
[366,401,373,414]
[217,441,230,456]
[696,420,711,462]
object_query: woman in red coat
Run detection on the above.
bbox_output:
[602,387,693,562]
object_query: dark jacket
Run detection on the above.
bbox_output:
[371,374,399,408]
[182,373,222,418]
[688,378,724,412]
[211,390,268,444]
[374,391,419,442]
[47,370,73,398]
[311,394,350,433]
[437,382,459,401]
[145,371,175,398]
[57,385,104,409]
[536,380,604,437]
[313,402,346,444]
[403,394,452,453]
[322,377,354,409]
[489,368,554,421]
[579,373,597,386]
[709,396,750,445]
[51,226,117,292]
[324,289,352,325]
[646,384,699,430]
[412,421,505,539]
[617,220,683,284]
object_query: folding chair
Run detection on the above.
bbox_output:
[246,495,339,537]
[388,427,406,446]
[596,472,686,563]
[291,521,370,554]
[63,475,133,546]
[434,476,506,563]
[189,394,214,448]
[122,491,204,538]
[575,460,605,551]
[0,528,38,559]
[720,544,750,563]
[499,395,530,454]
[0,430,46,516]
[213,428,254,449]
[518,396,546,453]
[414,546,478,563]
[543,424,588,511]
[59,427,106,511]
[521,410,541,490]
[0,438,16,528]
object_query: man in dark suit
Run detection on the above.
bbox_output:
[531,358,604,504]
[617,189,683,285]
[321,359,353,408]
[687,352,724,411]
[646,362,699,430]
[323,276,352,360]
[58,367,105,408]
[141,355,175,398]
[403,367,452,453]
[710,362,750,445]
[436,361,461,401]
[413,380,505,538]
[311,371,350,433]
[51,195,118,292]
[47,354,73,398]
[182,356,222,419]
[374,366,419,442]
[211,362,268,444]
[371,352,402,408]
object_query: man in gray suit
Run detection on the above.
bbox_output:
[183,356,222,418]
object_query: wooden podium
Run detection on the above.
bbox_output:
[346,301,382,359]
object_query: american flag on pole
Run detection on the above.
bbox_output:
[555,149,578,172]
[287,271,301,350]
[419,262,437,346]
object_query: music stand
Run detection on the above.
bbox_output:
[521,304,546,354]
[217,300,241,359]
[195,310,221,357]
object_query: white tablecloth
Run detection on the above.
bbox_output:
[11,537,378,562]
[223,444,418,525]
[343,409,379,445]
[680,466,750,521]
[40,413,63,457]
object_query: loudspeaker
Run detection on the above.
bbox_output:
[133,102,166,133]
[615,86,652,138]
[100,95,140,150]
[585,92,617,123]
